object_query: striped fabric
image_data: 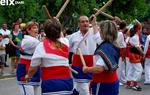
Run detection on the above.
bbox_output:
[31,38,73,94]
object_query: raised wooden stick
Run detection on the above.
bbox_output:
[43,5,52,19]
[77,48,87,67]
[94,0,113,16]
[93,8,114,20]
[56,0,70,18]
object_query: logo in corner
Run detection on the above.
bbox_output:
[0,0,24,6]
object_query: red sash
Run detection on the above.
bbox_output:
[120,48,126,59]
[19,58,31,81]
[41,66,71,80]
[127,44,141,64]
[72,54,93,67]
[93,70,118,83]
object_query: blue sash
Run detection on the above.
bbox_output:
[94,41,120,71]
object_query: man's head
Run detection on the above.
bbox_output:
[78,16,89,34]
[119,21,126,30]
[2,23,7,31]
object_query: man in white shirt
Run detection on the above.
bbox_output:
[67,15,102,95]
[0,23,11,67]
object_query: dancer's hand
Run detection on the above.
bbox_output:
[25,74,32,83]
[83,66,91,73]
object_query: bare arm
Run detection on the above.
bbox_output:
[136,47,144,56]
[25,66,39,82]
[9,39,20,49]
[90,15,99,34]
[83,65,105,74]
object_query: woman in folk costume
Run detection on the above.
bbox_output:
[25,18,73,95]
[9,22,23,74]
[143,34,150,85]
[126,20,143,91]
[83,20,120,95]
[16,21,41,95]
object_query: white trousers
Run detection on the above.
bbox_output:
[144,58,150,83]
[18,84,41,95]
[126,62,143,81]
[125,58,130,77]
[117,57,127,83]
[74,81,90,95]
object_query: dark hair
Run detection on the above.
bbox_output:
[44,18,62,41]
[0,33,2,36]
[119,21,126,29]
[129,24,141,37]
[124,28,128,34]
[12,22,20,30]
[130,27,135,37]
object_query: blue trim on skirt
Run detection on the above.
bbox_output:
[91,80,119,95]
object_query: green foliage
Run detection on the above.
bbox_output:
[0,0,149,28]
[109,0,149,23]
[0,0,40,26]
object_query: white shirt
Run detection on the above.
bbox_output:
[66,28,102,55]
[0,29,11,45]
[20,35,40,60]
[94,55,108,70]
[129,34,140,47]
[0,40,6,55]
[144,35,150,55]
[116,32,126,48]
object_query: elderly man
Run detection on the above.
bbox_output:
[67,15,102,95]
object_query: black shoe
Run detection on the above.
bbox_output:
[132,86,142,91]
[4,64,9,67]
[71,89,79,95]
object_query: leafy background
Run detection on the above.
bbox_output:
[0,0,149,29]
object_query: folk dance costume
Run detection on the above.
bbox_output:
[116,31,127,85]
[30,38,73,95]
[92,41,120,95]
[126,33,143,91]
[16,35,41,95]
[67,28,101,95]
[143,35,150,84]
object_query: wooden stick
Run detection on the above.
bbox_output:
[77,48,87,67]
[43,5,52,19]
[94,0,113,16]
[69,66,78,74]
[93,8,114,20]
[56,0,70,18]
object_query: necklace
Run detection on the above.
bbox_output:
[48,40,62,49]
[55,41,62,49]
